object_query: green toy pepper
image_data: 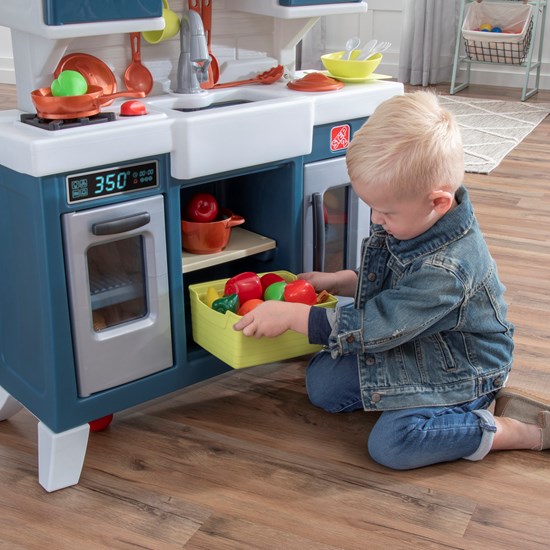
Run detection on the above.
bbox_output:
[212,293,239,314]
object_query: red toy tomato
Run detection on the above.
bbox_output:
[237,298,264,316]
[185,193,219,222]
[225,271,263,304]
[283,279,317,305]
[260,272,286,292]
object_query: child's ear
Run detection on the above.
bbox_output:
[429,190,455,215]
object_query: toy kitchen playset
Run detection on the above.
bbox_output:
[0,0,403,491]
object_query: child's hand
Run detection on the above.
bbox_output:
[233,301,310,338]
[297,271,335,292]
[298,270,358,297]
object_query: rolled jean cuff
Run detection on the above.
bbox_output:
[464,409,497,462]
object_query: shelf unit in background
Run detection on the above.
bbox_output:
[450,0,547,101]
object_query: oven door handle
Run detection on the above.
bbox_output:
[92,212,151,236]
[312,192,325,272]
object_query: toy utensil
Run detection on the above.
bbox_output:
[358,41,391,61]
[341,36,360,60]
[213,65,284,88]
[124,33,154,94]
[358,39,377,60]
[200,0,220,88]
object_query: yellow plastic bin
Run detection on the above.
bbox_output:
[188,271,337,368]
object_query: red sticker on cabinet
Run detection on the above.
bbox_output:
[330,124,350,152]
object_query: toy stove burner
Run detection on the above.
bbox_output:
[20,112,116,131]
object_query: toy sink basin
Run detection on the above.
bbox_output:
[145,87,313,180]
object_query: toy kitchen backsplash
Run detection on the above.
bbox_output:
[2,0,370,110]
[64,1,280,94]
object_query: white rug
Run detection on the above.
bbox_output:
[438,96,550,174]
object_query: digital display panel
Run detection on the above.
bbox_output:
[66,160,159,204]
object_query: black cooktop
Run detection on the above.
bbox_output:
[20,112,116,131]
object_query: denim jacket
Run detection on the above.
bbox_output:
[309,186,514,411]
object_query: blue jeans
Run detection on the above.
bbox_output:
[306,352,498,470]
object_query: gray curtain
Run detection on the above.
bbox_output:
[398,0,460,86]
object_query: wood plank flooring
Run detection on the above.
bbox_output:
[1,82,550,549]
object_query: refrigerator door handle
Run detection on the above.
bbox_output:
[312,192,325,272]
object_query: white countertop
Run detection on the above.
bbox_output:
[0,75,404,179]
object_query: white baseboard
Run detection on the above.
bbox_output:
[381,55,550,95]
[461,63,550,92]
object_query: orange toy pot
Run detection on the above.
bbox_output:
[31,85,145,119]
[181,208,245,254]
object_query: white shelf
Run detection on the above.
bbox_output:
[224,0,368,19]
[0,0,164,39]
[181,227,276,273]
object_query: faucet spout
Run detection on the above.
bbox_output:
[175,9,210,94]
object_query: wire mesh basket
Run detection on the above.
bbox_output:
[462,1,533,64]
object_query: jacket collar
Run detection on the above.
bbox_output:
[371,186,475,264]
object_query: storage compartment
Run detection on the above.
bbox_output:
[43,0,162,25]
[462,1,533,64]
[279,0,361,5]
[179,160,306,357]
[179,160,301,275]
[189,271,337,368]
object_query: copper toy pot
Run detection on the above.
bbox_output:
[181,208,245,254]
[31,85,146,119]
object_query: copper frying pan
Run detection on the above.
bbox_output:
[31,85,146,120]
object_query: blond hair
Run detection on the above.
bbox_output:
[346,91,464,198]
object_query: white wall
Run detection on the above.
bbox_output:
[1,0,549,91]
[0,24,14,84]
[321,0,404,77]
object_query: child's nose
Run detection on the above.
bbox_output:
[371,211,384,225]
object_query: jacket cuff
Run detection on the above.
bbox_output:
[308,306,333,344]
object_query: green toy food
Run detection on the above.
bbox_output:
[212,293,239,314]
[51,70,88,97]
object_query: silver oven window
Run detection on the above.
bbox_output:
[87,236,148,332]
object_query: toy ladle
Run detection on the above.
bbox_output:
[124,33,154,95]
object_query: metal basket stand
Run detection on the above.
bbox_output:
[450,0,547,101]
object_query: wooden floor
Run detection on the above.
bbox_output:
[1,82,550,549]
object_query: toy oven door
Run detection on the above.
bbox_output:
[62,195,173,397]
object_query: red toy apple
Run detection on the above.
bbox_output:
[283,279,317,305]
[260,272,286,292]
[185,193,219,222]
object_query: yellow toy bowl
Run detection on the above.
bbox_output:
[321,51,382,79]
[188,271,337,369]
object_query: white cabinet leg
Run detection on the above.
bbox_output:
[0,385,23,420]
[38,421,90,492]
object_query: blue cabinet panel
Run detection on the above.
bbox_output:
[43,0,162,25]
